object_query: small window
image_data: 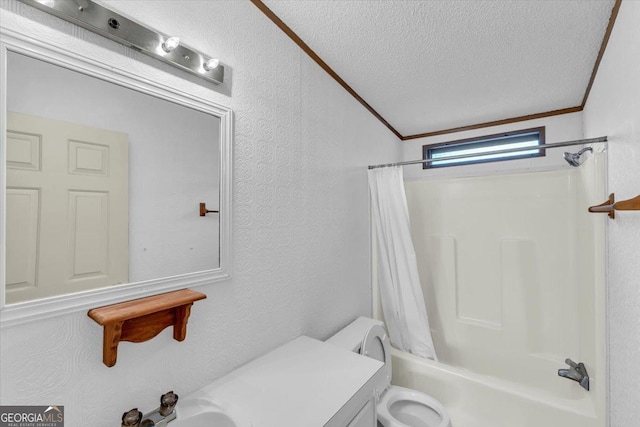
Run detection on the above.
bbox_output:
[423,127,545,169]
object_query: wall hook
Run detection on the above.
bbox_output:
[199,202,219,216]
[588,193,616,219]
[588,193,640,219]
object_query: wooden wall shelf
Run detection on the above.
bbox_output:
[88,289,207,367]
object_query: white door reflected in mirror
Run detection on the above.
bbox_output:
[6,112,129,304]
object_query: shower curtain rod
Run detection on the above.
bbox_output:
[367,136,608,170]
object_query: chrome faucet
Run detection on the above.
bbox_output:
[558,358,590,391]
[121,391,179,427]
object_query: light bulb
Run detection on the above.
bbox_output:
[204,58,220,71]
[162,36,180,53]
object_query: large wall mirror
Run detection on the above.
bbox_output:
[0,10,232,325]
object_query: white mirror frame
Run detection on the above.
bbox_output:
[0,10,232,327]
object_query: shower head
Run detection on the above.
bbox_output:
[563,147,593,167]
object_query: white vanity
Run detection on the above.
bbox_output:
[174,336,385,427]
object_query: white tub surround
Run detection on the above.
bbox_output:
[385,152,607,426]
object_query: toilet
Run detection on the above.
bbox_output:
[327,317,451,427]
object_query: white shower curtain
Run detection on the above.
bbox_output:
[368,166,438,360]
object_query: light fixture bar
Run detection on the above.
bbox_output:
[18,0,224,84]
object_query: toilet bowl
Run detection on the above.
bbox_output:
[327,317,451,427]
[377,386,449,427]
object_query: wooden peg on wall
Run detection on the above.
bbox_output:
[199,202,219,216]
[588,193,640,219]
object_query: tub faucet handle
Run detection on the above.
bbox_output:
[558,358,590,391]
[565,358,589,377]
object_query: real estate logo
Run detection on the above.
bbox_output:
[0,405,64,427]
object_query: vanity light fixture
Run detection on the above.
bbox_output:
[204,58,220,71]
[162,36,180,53]
[18,0,225,84]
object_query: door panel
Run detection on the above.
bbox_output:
[68,190,108,279]
[7,130,41,170]
[68,139,109,176]
[5,188,40,289]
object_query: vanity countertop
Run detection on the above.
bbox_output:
[190,335,384,427]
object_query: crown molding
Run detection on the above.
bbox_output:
[581,0,622,108]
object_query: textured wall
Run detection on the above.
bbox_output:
[582,1,640,425]
[0,1,400,425]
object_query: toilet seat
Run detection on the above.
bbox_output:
[377,385,451,427]
[359,324,451,427]
[361,324,393,389]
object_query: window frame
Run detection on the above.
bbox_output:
[422,126,546,169]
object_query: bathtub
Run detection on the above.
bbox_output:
[390,348,604,427]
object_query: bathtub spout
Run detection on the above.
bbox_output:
[558,358,589,391]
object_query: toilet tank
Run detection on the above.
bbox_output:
[326,317,384,354]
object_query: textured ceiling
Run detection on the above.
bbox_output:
[261,0,616,136]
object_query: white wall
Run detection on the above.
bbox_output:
[582,1,640,425]
[402,112,584,179]
[0,1,401,425]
